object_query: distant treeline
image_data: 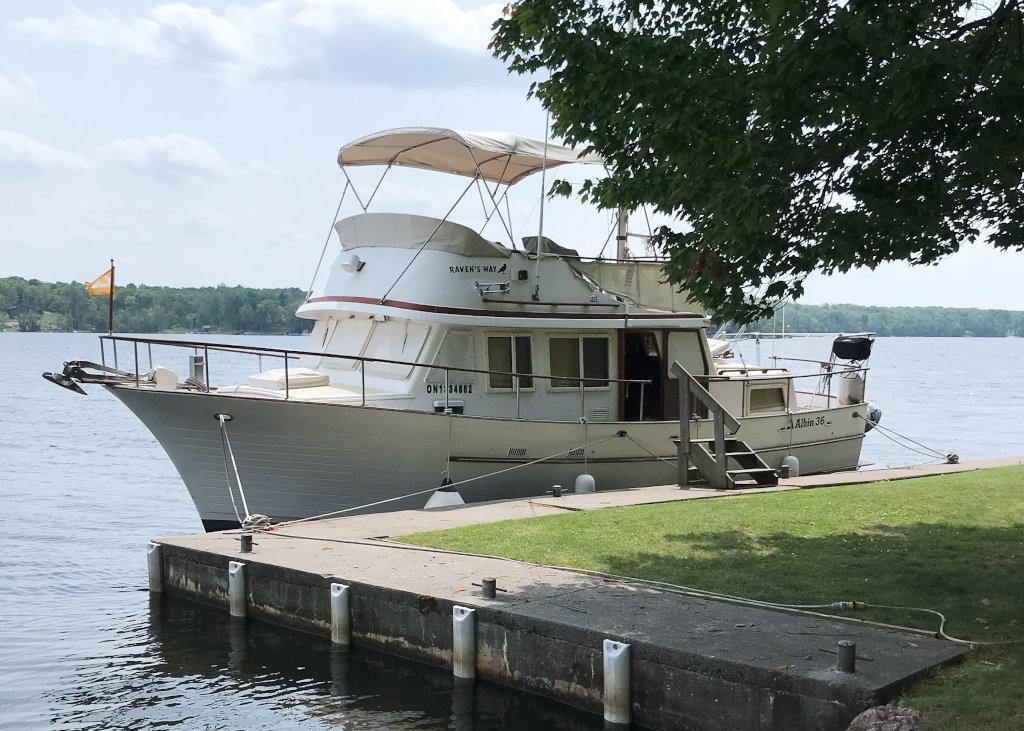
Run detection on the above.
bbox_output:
[2,276,1022,336]
[732,302,1024,337]
[1,277,306,334]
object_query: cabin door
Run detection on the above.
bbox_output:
[621,331,664,421]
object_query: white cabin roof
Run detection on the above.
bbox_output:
[337,128,603,185]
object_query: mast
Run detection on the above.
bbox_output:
[616,209,629,259]
[532,112,551,301]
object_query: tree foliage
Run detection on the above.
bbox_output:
[493,0,1024,322]
[0,277,306,334]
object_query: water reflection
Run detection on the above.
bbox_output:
[94,596,606,730]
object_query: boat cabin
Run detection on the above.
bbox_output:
[216,128,844,424]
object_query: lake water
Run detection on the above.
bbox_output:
[2,332,1021,729]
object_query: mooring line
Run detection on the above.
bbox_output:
[217,414,253,522]
[270,432,626,529]
[855,413,957,463]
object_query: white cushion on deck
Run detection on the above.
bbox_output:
[247,367,329,390]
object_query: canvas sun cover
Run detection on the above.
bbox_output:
[573,260,704,314]
[336,213,510,258]
[337,128,603,186]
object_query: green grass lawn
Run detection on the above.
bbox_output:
[401,466,1024,729]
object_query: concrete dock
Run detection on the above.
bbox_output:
[146,459,1022,729]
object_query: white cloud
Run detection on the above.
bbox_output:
[0,130,89,172]
[96,133,230,180]
[0,73,38,108]
[9,1,504,80]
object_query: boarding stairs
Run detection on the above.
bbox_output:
[669,362,778,490]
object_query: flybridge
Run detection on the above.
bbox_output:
[302,127,704,320]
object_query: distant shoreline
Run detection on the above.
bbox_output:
[2,276,1022,337]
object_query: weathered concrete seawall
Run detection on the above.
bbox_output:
[152,530,965,730]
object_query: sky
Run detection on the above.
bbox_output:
[0,0,1021,310]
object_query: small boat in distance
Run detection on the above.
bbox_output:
[44,128,880,530]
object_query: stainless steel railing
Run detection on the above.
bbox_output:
[99,334,651,421]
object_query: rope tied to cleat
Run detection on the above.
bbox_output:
[854,413,958,464]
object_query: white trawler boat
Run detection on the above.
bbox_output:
[45,128,880,530]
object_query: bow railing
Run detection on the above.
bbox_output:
[97,334,651,422]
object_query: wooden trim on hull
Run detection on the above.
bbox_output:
[305,295,701,320]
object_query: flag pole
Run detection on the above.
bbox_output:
[108,258,115,335]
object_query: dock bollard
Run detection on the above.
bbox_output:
[239,534,253,553]
[147,542,162,593]
[837,640,856,673]
[480,578,497,599]
[228,561,246,618]
[603,639,631,726]
[452,606,476,681]
[330,583,351,646]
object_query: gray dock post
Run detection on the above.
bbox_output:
[228,561,246,618]
[330,583,351,646]
[603,639,631,725]
[480,577,497,599]
[452,605,476,681]
[147,542,162,593]
[837,640,857,673]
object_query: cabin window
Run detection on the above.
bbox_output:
[317,316,374,371]
[487,335,533,390]
[549,335,610,389]
[363,320,430,379]
[427,330,475,385]
[749,386,786,413]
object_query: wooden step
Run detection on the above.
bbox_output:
[727,467,776,475]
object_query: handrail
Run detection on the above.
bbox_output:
[670,361,741,490]
[479,298,621,307]
[669,361,740,433]
[707,366,869,382]
[99,334,651,388]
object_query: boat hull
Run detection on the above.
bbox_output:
[109,386,866,529]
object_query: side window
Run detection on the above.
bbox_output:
[514,336,534,388]
[487,337,513,389]
[549,337,580,388]
[582,337,609,387]
[749,386,786,413]
[487,335,534,390]
[549,335,609,389]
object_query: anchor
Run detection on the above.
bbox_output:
[41,370,87,395]
[41,360,135,394]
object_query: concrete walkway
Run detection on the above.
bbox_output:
[154,457,1023,729]
[151,457,1024,728]
[262,455,1024,543]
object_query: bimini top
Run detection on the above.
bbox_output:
[337,127,603,186]
[336,213,510,258]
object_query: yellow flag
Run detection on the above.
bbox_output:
[84,268,113,297]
